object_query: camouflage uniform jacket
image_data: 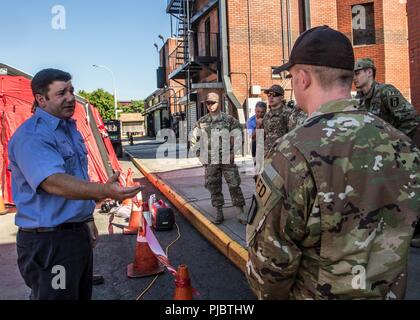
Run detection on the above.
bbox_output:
[284,105,308,132]
[263,104,288,157]
[246,99,420,300]
[356,81,419,138]
[190,112,243,164]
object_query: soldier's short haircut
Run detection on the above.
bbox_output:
[296,65,354,90]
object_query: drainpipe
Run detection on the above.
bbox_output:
[286,0,292,57]
[218,0,246,125]
[304,0,311,30]
[280,0,286,63]
[247,0,253,86]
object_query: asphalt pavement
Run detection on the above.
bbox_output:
[1,136,418,300]
[92,157,255,300]
[125,137,420,300]
[0,149,254,300]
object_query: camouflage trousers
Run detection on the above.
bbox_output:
[204,164,245,208]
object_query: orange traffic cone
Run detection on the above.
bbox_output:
[0,189,8,215]
[173,265,193,300]
[123,192,142,235]
[122,196,133,207]
[122,169,134,207]
[127,218,164,278]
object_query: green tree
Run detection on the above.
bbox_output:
[78,89,115,120]
[119,100,144,113]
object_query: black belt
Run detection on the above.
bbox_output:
[19,221,88,233]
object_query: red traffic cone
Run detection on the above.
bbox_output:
[127,219,165,278]
[173,265,193,300]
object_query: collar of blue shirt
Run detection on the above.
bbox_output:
[35,107,76,131]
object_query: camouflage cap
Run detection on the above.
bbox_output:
[354,58,376,71]
[264,84,285,96]
[205,92,220,102]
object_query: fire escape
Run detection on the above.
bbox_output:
[166,0,196,132]
[167,0,202,82]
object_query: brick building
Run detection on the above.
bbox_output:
[144,38,185,136]
[148,0,415,135]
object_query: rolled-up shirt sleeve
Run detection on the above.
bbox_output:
[12,134,66,192]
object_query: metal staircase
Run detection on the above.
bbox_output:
[167,0,193,71]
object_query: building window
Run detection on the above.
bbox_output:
[352,3,376,46]
[299,0,311,34]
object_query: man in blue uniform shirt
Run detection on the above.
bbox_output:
[246,101,267,160]
[8,69,141,300]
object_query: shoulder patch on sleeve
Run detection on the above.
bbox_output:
[255,165,283,211]
[256,175,272,206]
[389,96,400,108]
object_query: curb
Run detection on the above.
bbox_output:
[127,152,248,273]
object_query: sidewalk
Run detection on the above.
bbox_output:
[126,142,256,272]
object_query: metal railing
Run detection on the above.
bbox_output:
[168,32,220,75]
[168,40,188,75]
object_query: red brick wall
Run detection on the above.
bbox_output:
[164,38,179,82]
[160,38,185,114]
[407,0,420,112]
[310,0,338,29]
[382,0,410,99]
[226,0,290,107]
[190,0,411,116]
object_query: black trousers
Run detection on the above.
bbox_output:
[251,139,257,158]
[415,220,420,236]
[16,225,93,300]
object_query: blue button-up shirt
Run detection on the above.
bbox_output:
[246,115,257,136]
[8,108,95,228]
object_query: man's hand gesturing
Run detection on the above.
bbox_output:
[104,171,144,202]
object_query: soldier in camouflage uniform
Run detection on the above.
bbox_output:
[355,58,420,248]
[354,58,419,139]
[190,92,246,225]
[262,85,289,158]
[284,100,308,131]
[246,26,420,300]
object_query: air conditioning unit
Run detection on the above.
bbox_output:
[156,67,166,89]
[250,85,261,95]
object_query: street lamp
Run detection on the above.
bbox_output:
[158,34,165,44]
[92,64,118,120]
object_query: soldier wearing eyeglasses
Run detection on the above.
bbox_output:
[262,85,289,157]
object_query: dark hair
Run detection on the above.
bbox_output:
[255,101,267,110]
[31,68,72,100]
[370,68,376,79]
